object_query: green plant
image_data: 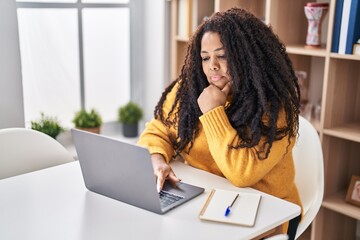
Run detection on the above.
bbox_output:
[31,113,64,139]
[118,101,143,124]
[73,109,102,128]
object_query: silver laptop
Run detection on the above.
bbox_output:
[71,128,204,214]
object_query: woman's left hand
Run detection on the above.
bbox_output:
[198,81,232,113]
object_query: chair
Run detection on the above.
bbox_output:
[292,116,324,239]
[0,128,74,179]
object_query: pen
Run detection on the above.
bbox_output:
[224,193,239,217]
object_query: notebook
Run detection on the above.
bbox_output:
[199,188,261,226]
[71,128,204,214]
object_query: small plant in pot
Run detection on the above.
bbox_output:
[73,108,102,134]
[118,101,143,137]
[31,112,64,139]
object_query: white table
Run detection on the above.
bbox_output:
[0,161,300,240]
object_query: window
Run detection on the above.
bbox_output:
[16,0,132,127]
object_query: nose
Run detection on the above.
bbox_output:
[209,58,219,71]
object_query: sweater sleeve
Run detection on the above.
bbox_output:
[137,84,178,164]
[199,106,295,187]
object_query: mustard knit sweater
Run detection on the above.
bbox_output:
[138,83,302,215]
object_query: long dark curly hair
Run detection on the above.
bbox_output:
[154,7,300,160]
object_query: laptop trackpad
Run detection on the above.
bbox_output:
[162,181,200,198]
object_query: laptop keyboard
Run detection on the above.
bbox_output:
[159,190,184,208]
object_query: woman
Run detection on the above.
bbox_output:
[138,7,302,234]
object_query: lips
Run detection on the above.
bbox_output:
[210,75,222,81]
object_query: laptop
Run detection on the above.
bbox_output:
[71,128,204,214]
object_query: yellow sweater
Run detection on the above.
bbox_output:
[138,83,302,217]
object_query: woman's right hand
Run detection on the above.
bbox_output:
[151,153,181,192]
[197,81,232,114]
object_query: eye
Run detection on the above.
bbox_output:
[217,54,226,59]
[201,56,210,62]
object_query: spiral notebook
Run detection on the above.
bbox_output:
[199,188,261,227]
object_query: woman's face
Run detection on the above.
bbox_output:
[200,31,231,90]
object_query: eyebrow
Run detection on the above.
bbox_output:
[201,47,224,54]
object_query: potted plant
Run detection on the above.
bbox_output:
[118,101,143,137]
[31,113,64,139]
[72,108,102,134]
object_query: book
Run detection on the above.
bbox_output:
[338,0,352,54]
[331,0,344,52]
[345,0,360,54]
[199,188,262,227]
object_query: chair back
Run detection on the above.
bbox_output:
[293,116,324,239]
[0,128,74,179]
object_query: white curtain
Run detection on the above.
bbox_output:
[17,4,130,127]
[17,8,81,128]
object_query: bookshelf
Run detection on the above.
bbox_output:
[170,0,360,239]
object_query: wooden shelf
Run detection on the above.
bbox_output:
[170,0,360,239]
[323,122,360,143]
[322,191,360,220]
[175,35,190,42]
[286,44,327,57]
[330,53,360,61]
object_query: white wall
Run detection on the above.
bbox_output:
[0,0,25,128]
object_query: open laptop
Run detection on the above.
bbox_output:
[71,128,204,214]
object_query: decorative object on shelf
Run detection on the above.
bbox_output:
[295,70,308,104]
[31,112,64,139]
[314,99,322,122]
[118,101,143,138]
[345,175,360,207]
[295,70,310,119]
[302,103,313,122]
[304,2,329,48]
[72,109,102,134]
[353,38,360,55]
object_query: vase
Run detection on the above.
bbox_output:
[77,127,100,134]
[123,123,138,138]
[304,2,329,48]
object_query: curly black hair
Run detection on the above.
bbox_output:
[154,7,300,160]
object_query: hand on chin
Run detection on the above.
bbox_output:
[210,80,230,91]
